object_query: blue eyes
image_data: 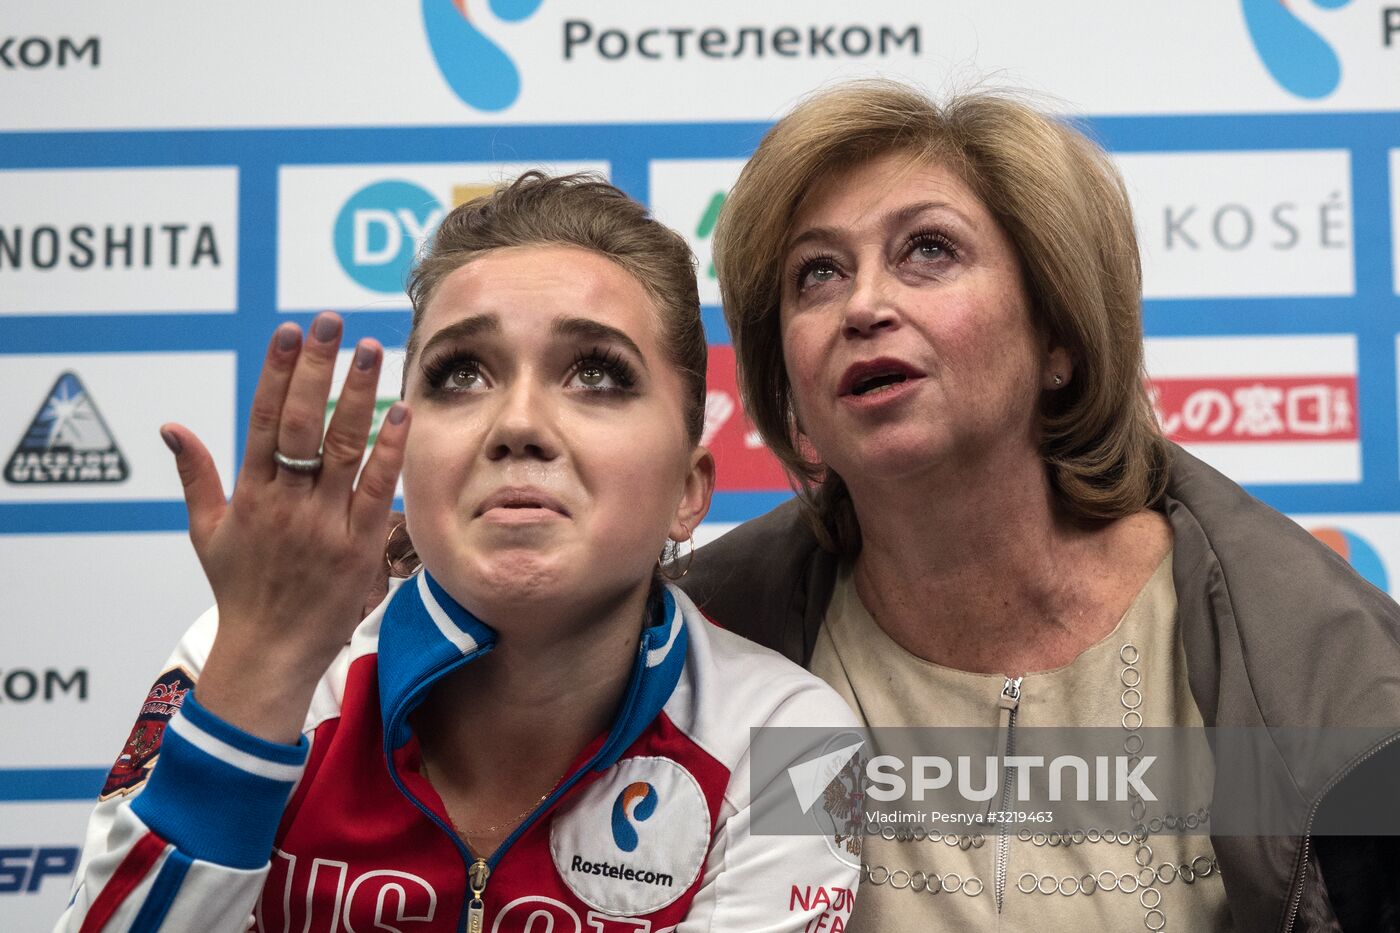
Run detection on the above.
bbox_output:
[789,228,960,293]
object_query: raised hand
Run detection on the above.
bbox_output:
[159,312,410,743]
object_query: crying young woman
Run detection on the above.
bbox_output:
[60,173,859,933]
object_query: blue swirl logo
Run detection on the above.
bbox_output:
[1241,0,1355,99]
[422,0,545,112]
[610,781,658,853]
[333,180,443,294]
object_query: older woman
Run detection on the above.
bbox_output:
[679,82,1400,932]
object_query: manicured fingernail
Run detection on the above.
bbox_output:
[386,402,408,425]
[160,428,182,455]
[354,341,378,371]
[311,313,340,343]
[275,324,299,352]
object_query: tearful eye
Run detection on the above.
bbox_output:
[449,366,480,390]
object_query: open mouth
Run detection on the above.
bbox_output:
[850,372,910,396]
[838,359,925,398]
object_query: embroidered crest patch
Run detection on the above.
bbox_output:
[99,667,194,799]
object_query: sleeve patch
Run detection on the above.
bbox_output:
[99,667,195,800]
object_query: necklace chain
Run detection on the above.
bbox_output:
[420,756,558,838]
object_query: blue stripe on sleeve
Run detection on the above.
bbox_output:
[130,693,307,870]
[129,847,192,933]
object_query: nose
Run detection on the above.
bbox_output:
[482,376,562,463]
[841,268,899,339]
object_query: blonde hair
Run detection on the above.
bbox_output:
[405,171,706,443]
[715,81,1169,553]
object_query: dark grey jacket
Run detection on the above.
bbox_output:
[679,448,1400,932]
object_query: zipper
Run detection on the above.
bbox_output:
[993,675,1023,913]
[1281,729,1400,933]
[466,858,490,933]
[384,631,655,932]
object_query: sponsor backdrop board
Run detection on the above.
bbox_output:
[2,1,1399,925]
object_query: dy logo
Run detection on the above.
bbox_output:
[333,180,443,294]
[1241,0,1355,99]
[422,0,545,112]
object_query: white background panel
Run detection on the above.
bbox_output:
[1116,151,1354,299]
[0,168,238,314]
[0,532,211,768]
[1146,335,1357,377]
[0,3,1396,128]
[277,161,608,312]
[1182,441,1360,485]
[1146,336,1360,485]
[0,802,97,928]
[648,159,748,307]
[0,353,236,503]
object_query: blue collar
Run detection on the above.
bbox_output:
[377,571,689,772]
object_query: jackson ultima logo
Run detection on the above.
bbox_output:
[1241,0,1354,98]
[422,0,545,111]
[5,372,129,485]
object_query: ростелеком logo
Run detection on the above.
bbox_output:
[610,781,658,853]
[1241,0,1355,99]
[333,180,443,294]
[421,0,544,112]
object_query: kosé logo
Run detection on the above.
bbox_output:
[1114,150,1354,299]
[422,0,544,112]
[1241,0,1353,99]
[6,372,129,485]
[333,180,443,294]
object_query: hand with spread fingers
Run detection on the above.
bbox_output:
[158,311,409,744]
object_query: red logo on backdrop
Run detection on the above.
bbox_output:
[704,346,790,491]
[100,667,194,800]
[1150,376,1357,444]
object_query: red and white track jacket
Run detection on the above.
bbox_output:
[58,574,860,933]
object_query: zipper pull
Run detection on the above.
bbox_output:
[466,858,490,933]
[998,676,1023,712]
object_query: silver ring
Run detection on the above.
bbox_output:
[273,449,323,474]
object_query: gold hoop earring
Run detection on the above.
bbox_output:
[386,520,423,578]
[658,536,695,582]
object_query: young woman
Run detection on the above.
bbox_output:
[60,173,859,933]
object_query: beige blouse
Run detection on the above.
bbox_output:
[810,554,1234,933]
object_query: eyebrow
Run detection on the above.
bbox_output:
[784,201,979,255]
[551,315,647,368]
[416,313,501,365]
